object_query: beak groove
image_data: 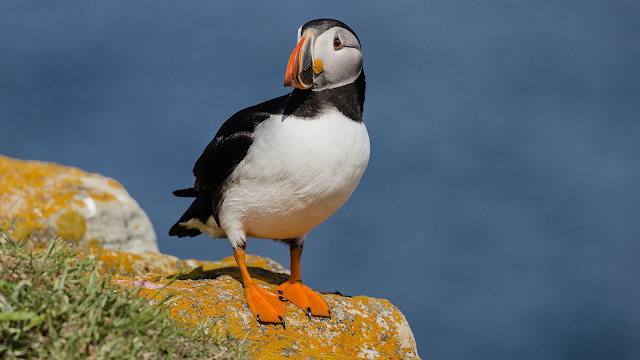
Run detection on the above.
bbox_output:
[285,31,315,89]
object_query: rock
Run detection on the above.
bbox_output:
[0,155,159,254]
[93,248,289,279]
[99,249,420,359]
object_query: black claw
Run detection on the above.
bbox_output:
[278,316,286,330]
[256,315,262,324]
[277,290,283,294]
[328,309,332,318]
[279,296,288,302]
[306,307,313,320]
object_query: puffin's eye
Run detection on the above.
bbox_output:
[333,33,343,50]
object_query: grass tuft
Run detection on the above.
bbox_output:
[0,223,251,359]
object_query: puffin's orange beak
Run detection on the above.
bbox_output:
[284,31,315,89]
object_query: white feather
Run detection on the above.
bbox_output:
[187,110,369,247]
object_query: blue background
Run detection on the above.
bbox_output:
[2,1,639,359]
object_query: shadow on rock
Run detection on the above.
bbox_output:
[173,266,290,285]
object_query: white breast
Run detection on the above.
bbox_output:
[218,110,370,240]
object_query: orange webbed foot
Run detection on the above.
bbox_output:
[244,283,288,327]
[277,281,330,319]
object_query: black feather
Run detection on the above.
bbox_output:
[168,189,214,237]
[192,108,274,226]
[173,188,199,197]
[301,19,360,44]
[285,71,365,122]
[170,69,366,233]
[168,223,201,238]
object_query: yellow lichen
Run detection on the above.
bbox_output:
[89,192,116,202]
[90,249,286,280]
[62,177,83,186]
[12,220,37,241]
[87,238,101,249]
[109,272,417,359]
[56,210,86,241]
[0,155,123,242]
[96,249,420,359]
[107,178,123,188]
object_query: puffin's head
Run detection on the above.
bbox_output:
[284,19,362,92]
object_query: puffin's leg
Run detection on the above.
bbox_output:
[276,238,330,318]
[234,248,288,326]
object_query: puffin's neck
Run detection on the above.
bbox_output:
[283,71,366,123]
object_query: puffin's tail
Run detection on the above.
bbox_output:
[169,188,214,238]
[172,188,199,197]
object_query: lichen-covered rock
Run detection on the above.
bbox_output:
[0,155,159,254]
[102,250,420,359]
[93,249,288,279]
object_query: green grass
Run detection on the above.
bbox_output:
[0,225,251,359]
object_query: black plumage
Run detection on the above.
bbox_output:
[300,19,360,44]
[170,55,365,238]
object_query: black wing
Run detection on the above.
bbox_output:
[193,112,266,191]
[172,93,291,228]
[171,72,366,237]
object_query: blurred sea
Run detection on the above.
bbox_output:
[1,1,639,359]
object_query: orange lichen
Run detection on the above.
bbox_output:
[88,192,117,202]
[109,273,418,359]
[107,178,123,189]
[87,238,101,249]
[0,155,122,242]
[10,220,42,241]
[62,177,83,186]
[98,249,420,359]
[56,210,87,241]
[91,249,286,279]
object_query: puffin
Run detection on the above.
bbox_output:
[169,19,369,328]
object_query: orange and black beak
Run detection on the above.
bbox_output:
[284,30,315,89]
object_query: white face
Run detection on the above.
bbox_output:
[311,26,363,91]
